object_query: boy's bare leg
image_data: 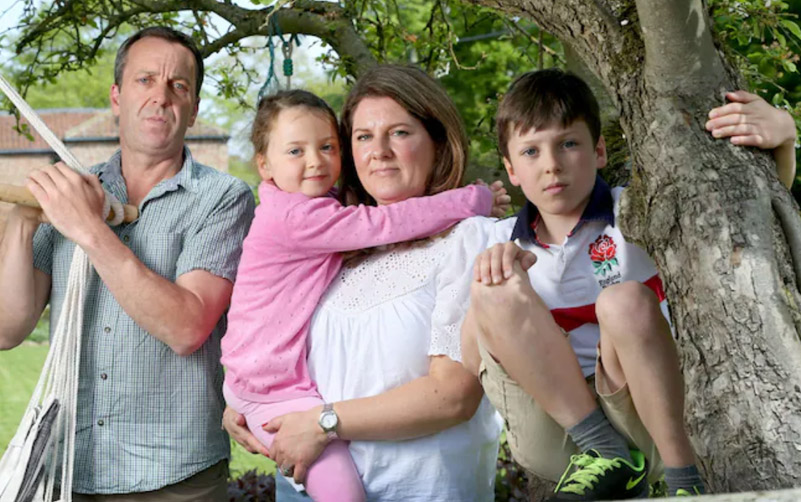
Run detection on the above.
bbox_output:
[467,261,596,428]
[595,281,695,467]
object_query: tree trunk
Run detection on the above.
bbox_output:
[468,0,801,491]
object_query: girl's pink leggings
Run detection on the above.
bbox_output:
[224,384,366,502]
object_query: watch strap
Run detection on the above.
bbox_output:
[320,403,339,440]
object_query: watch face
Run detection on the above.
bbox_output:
[321,413,337,430]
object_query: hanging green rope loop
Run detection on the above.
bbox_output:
[282,42,294,77]
[282,41,294,89]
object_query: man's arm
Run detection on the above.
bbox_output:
[26,162,249,356]
[0,206,51,349]
[80,226,234,355]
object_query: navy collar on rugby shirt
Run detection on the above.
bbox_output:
[510,174,615,248]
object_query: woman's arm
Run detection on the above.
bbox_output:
[263,355,482,483]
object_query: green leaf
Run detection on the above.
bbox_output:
[781,20,801,40]
[782,59,797,73]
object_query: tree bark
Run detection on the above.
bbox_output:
[469,0,801,491]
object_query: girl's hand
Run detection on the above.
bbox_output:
[706,90,796,150]
[477,179,511,217]
[263,406,329,484]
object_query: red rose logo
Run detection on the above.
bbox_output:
[589,234,618,276]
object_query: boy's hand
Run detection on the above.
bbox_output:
[476,179,512,217]
[706,90,796,150]
[474,242,537,285]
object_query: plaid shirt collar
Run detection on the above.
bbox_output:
[98,147,199,202]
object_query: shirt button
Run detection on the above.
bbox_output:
[123,235,130,243]
[100,373,108,380]
[103,327,111,334]
[97,419,104,426]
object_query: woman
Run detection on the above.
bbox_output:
[225,64,506,501]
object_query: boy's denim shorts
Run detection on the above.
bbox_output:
[477,339,664,483]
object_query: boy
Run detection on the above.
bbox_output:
[461,68,796,500]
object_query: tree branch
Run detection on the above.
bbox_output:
[632,0,725,93]
[465,0,643,118]
[16,0,377,81]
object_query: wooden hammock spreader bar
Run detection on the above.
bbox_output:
[0,73,139,224]
[0,182,138,223]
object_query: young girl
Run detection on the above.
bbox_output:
[221,90,505,501]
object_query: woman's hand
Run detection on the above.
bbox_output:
[263,406,329,484]
[706,90,797,188]
[222,406,270,457]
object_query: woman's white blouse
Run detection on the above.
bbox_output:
[307,216,504,502]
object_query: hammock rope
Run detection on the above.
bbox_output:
[0,73,126,502]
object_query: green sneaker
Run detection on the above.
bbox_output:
[675,486,703,496]
[546,449,649,501]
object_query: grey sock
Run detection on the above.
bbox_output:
[566,407,632,462]
[664,465,705,496]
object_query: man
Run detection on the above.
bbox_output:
[0,27,254,500]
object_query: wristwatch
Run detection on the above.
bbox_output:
[318,403,339,440]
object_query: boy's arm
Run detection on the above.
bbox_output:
[706,90,797,189]
[268,183,495,254]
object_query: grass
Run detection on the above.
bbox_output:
[0,316,274,478]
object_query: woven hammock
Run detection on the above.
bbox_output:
[0,74,126,502]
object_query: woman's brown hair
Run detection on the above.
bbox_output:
[338,64,469,206]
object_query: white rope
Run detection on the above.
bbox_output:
[0,75,83,173]
[0,73,125,217]
[0,74,116,501]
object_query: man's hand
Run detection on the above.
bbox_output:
[26,162,107,246]
[474,241,537,285]
[8,204,47,227]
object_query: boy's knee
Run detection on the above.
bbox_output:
[596,281,662,333]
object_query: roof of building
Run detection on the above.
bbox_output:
[0,108,228,153]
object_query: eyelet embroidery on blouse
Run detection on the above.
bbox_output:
[322,223,470,314]
[317,219,489,361]
[323,245,439,313]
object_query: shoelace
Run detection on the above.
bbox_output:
[554,452,622,495]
